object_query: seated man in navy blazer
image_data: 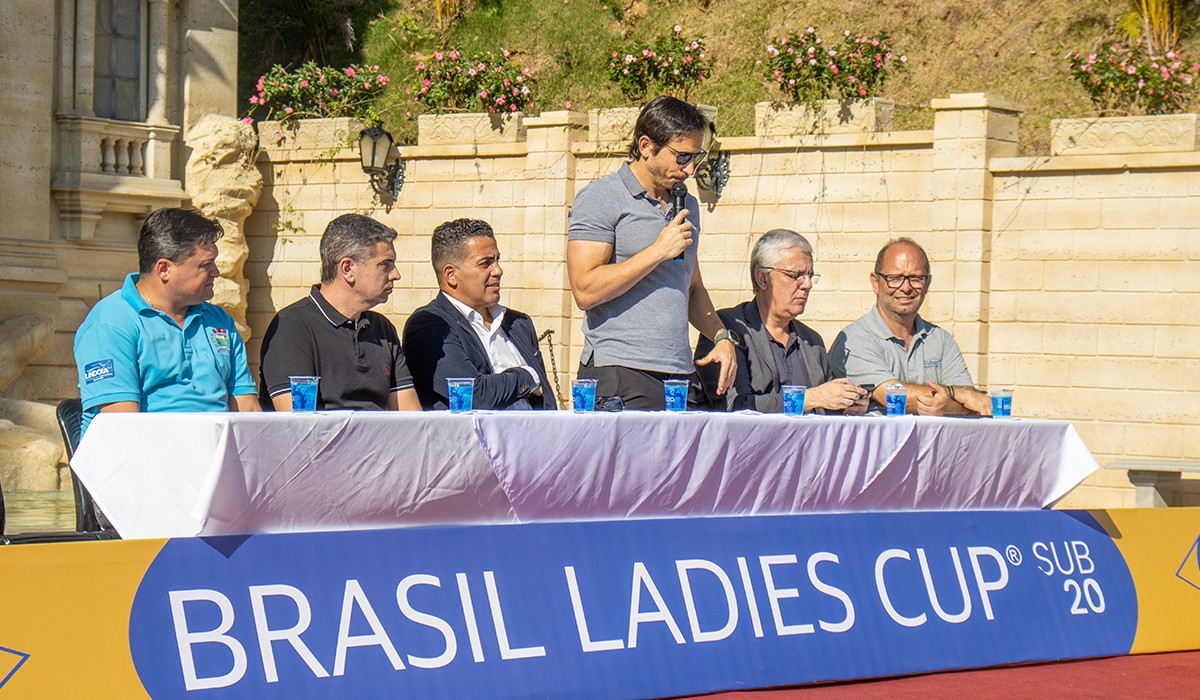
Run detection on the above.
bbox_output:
[403,218,557,410]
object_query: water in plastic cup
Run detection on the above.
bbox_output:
[992,388,1013,418]
[447,378,474,413]
[782,385,807,415]
[572,378,598,412]
[663,379,689,412]
[885,383,908,416]
[289,376,319,412]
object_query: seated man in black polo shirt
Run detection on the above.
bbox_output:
[403,218,557,410]
[259,213,421,410]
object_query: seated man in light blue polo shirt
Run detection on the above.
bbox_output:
[830,237,991,415]
[74,208,260,435]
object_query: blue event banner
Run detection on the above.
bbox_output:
[129,510,1138,698]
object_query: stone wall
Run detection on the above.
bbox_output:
[238,95,1200,509]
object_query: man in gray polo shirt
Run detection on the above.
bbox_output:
[567,96,736,409]
[830,237,991,415]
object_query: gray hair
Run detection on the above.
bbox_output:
[319,214,398,283]
[137,208,224,273]
[749,229,814,292]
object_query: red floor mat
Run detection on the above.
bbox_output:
[690,651,1200,699]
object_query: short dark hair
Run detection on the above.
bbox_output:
[431,219,496,277]
[874,237,930,275]
[137,208,224,273]
[320,214,398,283]
[627,95,709,160]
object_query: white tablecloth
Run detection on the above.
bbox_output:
[71,411,1100,539]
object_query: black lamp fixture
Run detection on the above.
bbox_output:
[358,126,406,201]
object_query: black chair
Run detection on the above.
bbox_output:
[0,399,118,544]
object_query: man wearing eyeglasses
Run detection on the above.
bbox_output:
[695,229,869,414]
[830,238,991,415]
[566,96,736,410]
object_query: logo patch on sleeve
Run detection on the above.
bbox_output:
[84,359,115,384]
[208,327,231,352]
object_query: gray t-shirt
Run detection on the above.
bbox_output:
[829,307,974,389]
[568,162,700,374]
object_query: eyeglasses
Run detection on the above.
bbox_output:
[664,145,707,166]
[762,267,820,284]
[875,273,930,289]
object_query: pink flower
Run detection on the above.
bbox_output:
[674,24,682,33]
[331,89,340,96]
[345,67,356,77]
[564,100,573,109]
[299,80,309,88]
[272,132,283,143]
[241,116,254,125]
[284,106,293,114]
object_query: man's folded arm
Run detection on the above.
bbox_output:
[405,313,532,409]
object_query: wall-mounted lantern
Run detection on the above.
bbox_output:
[358,126,406,201]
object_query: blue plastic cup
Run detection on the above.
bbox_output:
[992,389,1013,418]
[782,385,807,415]
[289,376,319,412]
[885,383,908,416]
[448,378,474,413]
[663,379,689,412]
[572,379,598,412]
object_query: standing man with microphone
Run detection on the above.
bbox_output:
[567,96,736,410]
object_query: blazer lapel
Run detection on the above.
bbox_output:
[434,294,493,372]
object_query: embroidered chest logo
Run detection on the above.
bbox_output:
[923,358,942,370]
[209,328,231,353]
[84,359,115,384]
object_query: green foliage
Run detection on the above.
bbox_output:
[1118,0,1200,54]
[606,26,714,101]
[238,0,392,115]
[760,28,905,104]
[246,62,391,125]
[405,49,537,113]
[1066,40,1200,114]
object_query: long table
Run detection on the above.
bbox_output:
[70,411,1100,539]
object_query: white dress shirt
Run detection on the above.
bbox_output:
[442,292,540,409]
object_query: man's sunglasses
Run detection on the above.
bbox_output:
[664,145,707,166]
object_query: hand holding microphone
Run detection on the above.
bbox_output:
[670,182,689,261]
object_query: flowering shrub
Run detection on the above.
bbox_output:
[760,28,905,104]
[245,62,390,125]
[406,49,536,114]
[607,26,712,101]
[1066,41,1200,115]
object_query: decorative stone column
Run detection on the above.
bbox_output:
[522,110,588,407]
[930,93,1022,386]
[185,116,263,339]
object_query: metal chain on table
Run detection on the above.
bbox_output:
[537,328,567,409]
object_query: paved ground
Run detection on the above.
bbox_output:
[690,651,1200,699]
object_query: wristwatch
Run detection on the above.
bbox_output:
[713,329,736,345]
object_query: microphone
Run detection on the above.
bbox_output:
[670,182,688,261]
